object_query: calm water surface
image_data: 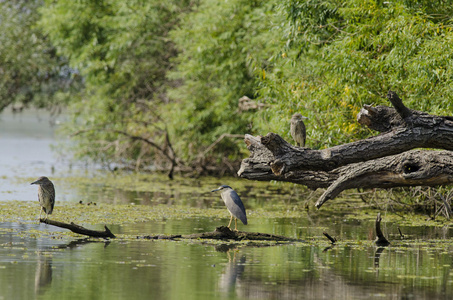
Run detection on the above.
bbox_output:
[1,109,453,300]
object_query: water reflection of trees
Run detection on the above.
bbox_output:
[213,244,452,300]
[79,186,216,208]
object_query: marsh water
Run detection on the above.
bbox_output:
[1,110,453,300]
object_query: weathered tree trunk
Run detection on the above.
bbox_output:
[238,91,453,208]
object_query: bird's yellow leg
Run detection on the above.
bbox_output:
[39,208,43,221]
[228,215,233,228]
[234,218,238,231]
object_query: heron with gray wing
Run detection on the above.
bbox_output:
[211,185,247,231]
[290,113,308,147]
[31,176,55,221]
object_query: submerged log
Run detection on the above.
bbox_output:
[140,226,301,242]
[239,91,453,208]
[41,220,298,242]
[40,219,116,239]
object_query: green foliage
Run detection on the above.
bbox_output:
[168,0,280,161]
[29,0,453,170]
[256,0,453,149]
[40,0,183,100]
[39,0,190,168]
[0,0,75,112]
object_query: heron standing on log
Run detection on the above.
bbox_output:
[31,176,55,221]
[290,113,308,147]
[211,185,247,231]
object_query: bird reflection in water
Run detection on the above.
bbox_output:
[218,248,246,296]
[34,252,52,295]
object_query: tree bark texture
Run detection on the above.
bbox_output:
[238,91,453,208]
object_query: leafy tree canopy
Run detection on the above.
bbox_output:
[167,0,281,162]
[0,0,75,112]
[23,0,453,172]
[39,0,190,168]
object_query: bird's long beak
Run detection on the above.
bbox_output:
[211,188,221,192]
[30,180,39,185]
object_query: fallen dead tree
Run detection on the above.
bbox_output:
[238,91,453,208]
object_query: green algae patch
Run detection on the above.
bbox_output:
[20,172,453,228]
[6,173,453,245]
[0,201,228,225]
[0,200,329,226]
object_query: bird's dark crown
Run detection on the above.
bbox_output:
[211,185,233,192]
[31,176,51,185]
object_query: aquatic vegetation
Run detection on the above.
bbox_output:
[3,173,452,248]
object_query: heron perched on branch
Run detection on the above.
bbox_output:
[211,185,247,231]
[31,176,55,221]
[290,113,308,147]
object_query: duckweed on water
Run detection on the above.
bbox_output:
[0,200,330,225]
[4,206,448,246]
[0,201,221,224]
[5,173,453,248]
[18,172,453,226]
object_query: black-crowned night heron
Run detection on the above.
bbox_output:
[211,185,247,231]
[290,113,308,147]
[31,176,55,221]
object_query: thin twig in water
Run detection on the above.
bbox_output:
[323,232,337,244]
[397,227,404,239]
